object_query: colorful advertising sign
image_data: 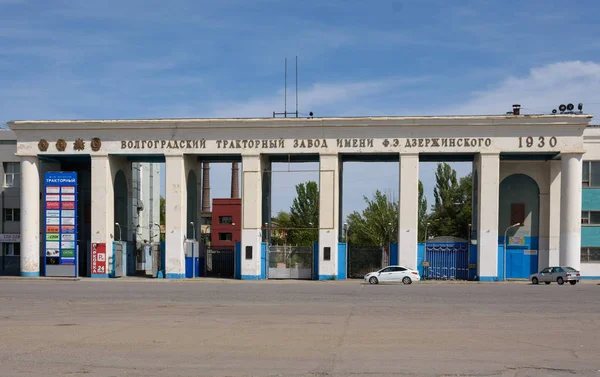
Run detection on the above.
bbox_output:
[44,172,78,277]
[91,243,107,275]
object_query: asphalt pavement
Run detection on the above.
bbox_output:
[1,278,599,377]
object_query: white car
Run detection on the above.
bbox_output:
[364,265,421,285]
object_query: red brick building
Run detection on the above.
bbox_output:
[210,198,241,248]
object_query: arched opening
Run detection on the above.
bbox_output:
[114,170,128,242]
[499,174,540,279]
[187,170,198,240]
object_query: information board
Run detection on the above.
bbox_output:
[44,172,78,277]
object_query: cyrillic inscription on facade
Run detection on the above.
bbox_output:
[382,137,493,148]
[336,139,374,148]
[113,136,568,151]
[216,139,285,149]
[293,139,328,148]
[121,140,206,149]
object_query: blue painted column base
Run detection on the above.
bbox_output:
[478,276,499,282]
[241,275,261,280]
[91,274,109,278]
[318,275,337,280]
[21,271,40,277]
[166,273,185,279]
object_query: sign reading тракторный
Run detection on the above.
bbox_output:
[44,172,78,278]
[118,136,559,151]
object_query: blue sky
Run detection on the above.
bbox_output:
[2,0,600,219]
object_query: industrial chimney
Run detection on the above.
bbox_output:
[231,162,239,198]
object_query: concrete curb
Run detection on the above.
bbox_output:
[0,276,81,281]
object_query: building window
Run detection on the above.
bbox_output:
[3,208,20,222]
[581,211,600,225]
[581,247,600,262]
[583,161,600,187]
[218,233,233,241]
[5,243,20,256]
[219,216,233,224]
[3,162,20,188]
[510,203,525,225]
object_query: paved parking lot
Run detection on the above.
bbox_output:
[1,278,599,377]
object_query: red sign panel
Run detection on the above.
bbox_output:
[91,243,107,275]
[61,201,75,209]
[46,225,60,233]
[46,202,60,209]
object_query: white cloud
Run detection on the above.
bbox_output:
[208,76,430,118]
[443,61,600,119]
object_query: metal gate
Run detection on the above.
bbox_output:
[423,241,469,280]
[205,246,235,278]
[113,242,123,277]
[347,245,388,279]
[136,242,161,277]
[267,245,313,279]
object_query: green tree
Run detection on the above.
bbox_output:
[160,196,165,226]
[270,210,292,245]
[287,181,319,246]
[418,180,428,242]
[345,190,399,246]
[160,196,166,242]
[428,163,472,239]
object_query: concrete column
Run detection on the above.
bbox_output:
[90,155,115,277]
[537,163,551,271]
[20,156,40,276]
[398,153,419,269]
[559,153,583,269]
[318,154,340,279]
[164,154,188,278]
[476,153,500,281]
[547,160,561,267]
[241,154,265,279]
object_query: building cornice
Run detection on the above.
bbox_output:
[7,114,593,132]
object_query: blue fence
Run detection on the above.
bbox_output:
[390,243,398,266]
[422,242,469,280]
[337,243,347,280]
[234,242,241,279]
[260,242,267,279]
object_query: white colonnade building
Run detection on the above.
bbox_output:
[8,113,596,280]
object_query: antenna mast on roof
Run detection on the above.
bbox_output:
[273,56,299,118]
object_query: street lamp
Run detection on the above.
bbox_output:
[343,223,349,242]
[503,222,522,281]
[153,223,161,242]
[189,221,196,241]
[115,223,121,242]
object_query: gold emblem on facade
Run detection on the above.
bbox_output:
[74,138,85,151]
[38,139,49,152]
[56,139,67,151]
[91,137,102,152]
